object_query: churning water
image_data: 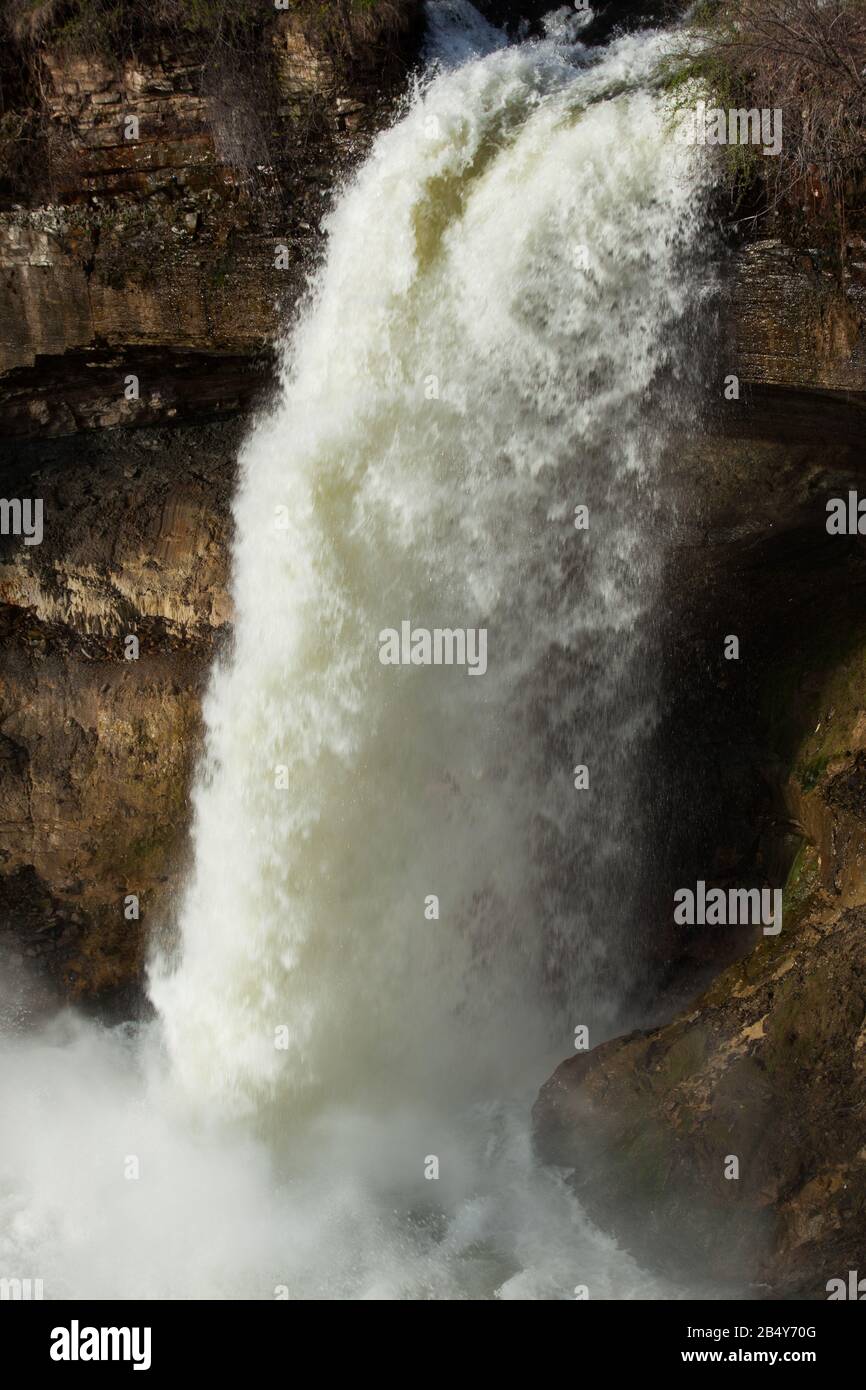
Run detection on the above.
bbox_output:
[0,3,712,1299]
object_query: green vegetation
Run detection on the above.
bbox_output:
[781,839,821,919]
[4,0,394,56]
[790,631,866,791]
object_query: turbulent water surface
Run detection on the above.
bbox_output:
[1,3,713,1300]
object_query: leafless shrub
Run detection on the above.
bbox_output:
[680,0,866,251]
[0,1,418,203]
[5,1,66,43]
[292,0,421,84]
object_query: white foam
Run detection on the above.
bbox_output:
[1,8,715,1300]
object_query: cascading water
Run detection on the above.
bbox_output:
[153,4,707,1111]
[0,3,715,1300]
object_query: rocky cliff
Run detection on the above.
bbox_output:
[0,1,422,435]
[534,238,866,1299]
[2,0,866,1299]
[0,422,239,1018]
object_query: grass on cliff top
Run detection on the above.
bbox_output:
[7,0,261,49]
[661,0,866,258]
[0,1,412,201]
[5,0,396,54]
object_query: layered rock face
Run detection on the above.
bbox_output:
[0,2,422,435]
[0,3,422,1014]
[0,423,238,1017]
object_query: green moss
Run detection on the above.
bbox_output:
[790,635,866,788]
[782,840,821,919]
[654,1026,710,1090]
[610,1117,677,1201]
[659,47,761,187]
[699,846,819,999]
[798,755,830,793]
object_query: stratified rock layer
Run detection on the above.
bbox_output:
[0,422,238,1016]
[0,4,422,435]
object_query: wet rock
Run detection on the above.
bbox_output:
[0,423,240,1004]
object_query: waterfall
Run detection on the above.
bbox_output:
[151,8,706,1115]
[0,4,713,1300]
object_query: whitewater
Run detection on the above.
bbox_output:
[0,3,714,1299]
